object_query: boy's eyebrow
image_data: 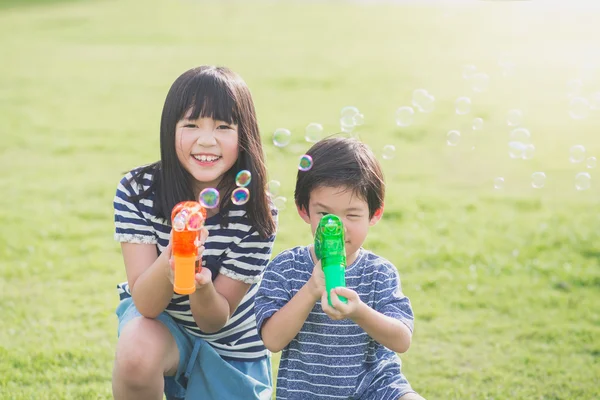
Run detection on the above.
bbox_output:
[313,202,364,212]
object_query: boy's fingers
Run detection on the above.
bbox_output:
[333,287,354,299]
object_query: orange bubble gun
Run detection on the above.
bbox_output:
[171,201,207,295]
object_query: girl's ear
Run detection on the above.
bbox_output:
[297,206,311,224]
[369,205,384,226]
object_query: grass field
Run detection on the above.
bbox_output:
[1,0,599,398]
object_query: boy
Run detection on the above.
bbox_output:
[255,137,424,399]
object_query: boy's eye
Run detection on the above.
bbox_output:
[317,212,329,216]
[348,214,361,218]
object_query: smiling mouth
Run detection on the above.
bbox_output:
[192,155,221,163]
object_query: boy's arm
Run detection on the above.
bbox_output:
[256,258,325,353]
[323,264,414,354]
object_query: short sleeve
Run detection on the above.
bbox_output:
[219,228,276,284]
[113,172,157,245]
[374,265,414,333]
[254,253,293,340]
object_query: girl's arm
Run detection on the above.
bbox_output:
[189,275,250,333]
[122,242,173,318]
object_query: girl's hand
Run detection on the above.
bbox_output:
[321,287,363,321]
[166,227,210,286]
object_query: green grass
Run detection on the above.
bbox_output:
[1,0,599,398]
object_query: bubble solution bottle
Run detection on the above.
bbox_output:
[314,214,347,306]
[171,201,207,295]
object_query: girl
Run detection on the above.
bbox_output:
[112,66,277,400]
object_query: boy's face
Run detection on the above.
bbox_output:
[297,186,383,264]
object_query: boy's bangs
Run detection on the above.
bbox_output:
[184,77,239,125]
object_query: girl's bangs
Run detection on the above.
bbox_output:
[183,77,239,125]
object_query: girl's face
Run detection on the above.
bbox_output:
[175,115,239,194]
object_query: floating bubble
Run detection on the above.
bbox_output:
[462,64,477,80]
[587,156,597,169]
[509,127,531,143]
[273,196,287,211]
[455,97,471,115]
[470,72,490,92]
[575,172,591,191]
[340,115,356,133]
[340,106,360,118]
[187,212,205,231]
[395,106,414,127]
[382,145,396,160]
[531,172,546,189]
[447,130,460,146]
[353,114,365,126]
[305,123,323,143]
[412,89,435,113]
[231,187,250,206]
[507,109,523,127]
[172,212,187,232]
[298,154,313,171]
[522,144,535,160]
[569,145,586,163]
[493,177,505,190]
[267,180,281,197]
[273,128,291,147]
[472,117,483,130]
[199,188,219,209]
[235,170,252,187]
[568,97,590,119]
[508,141,527,159]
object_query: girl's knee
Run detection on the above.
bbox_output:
[114,317,178,383]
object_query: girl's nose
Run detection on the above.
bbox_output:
[196,130,217,146]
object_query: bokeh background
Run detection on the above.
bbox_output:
[1,0,599,398]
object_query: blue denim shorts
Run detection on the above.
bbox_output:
[116,297,273,400]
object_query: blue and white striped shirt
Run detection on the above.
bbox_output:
[255,246,414,399]
[113,167,277,361]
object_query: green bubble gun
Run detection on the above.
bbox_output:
[314,214,348,306]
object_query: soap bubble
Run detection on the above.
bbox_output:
[273,128,291,147]
[395,106,414,127]
[235,170,252,187]
[298,155,313,171]
[199,188,219,209]
[231,187,250,205]
[305,123,323,143]
[382,145,396,160]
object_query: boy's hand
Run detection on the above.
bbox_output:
[307,260,326,301]
[321,287,363,321]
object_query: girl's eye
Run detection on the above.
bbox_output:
[183,124,197,128]
[217,124,233,130]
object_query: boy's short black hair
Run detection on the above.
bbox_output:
[294,136,385,218]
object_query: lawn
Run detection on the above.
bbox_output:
[0,0,599,399]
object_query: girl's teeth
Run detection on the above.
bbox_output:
[194,155,219,162]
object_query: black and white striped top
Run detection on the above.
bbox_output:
[113,167,277,361]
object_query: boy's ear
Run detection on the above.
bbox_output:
[369,205,384,226]
[297,206,311,224]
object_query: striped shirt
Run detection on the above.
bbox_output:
[255,246,414,399]
[113,167,277,361]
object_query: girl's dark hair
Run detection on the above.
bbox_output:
[294,136,385,218]
[131,66,275,238]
